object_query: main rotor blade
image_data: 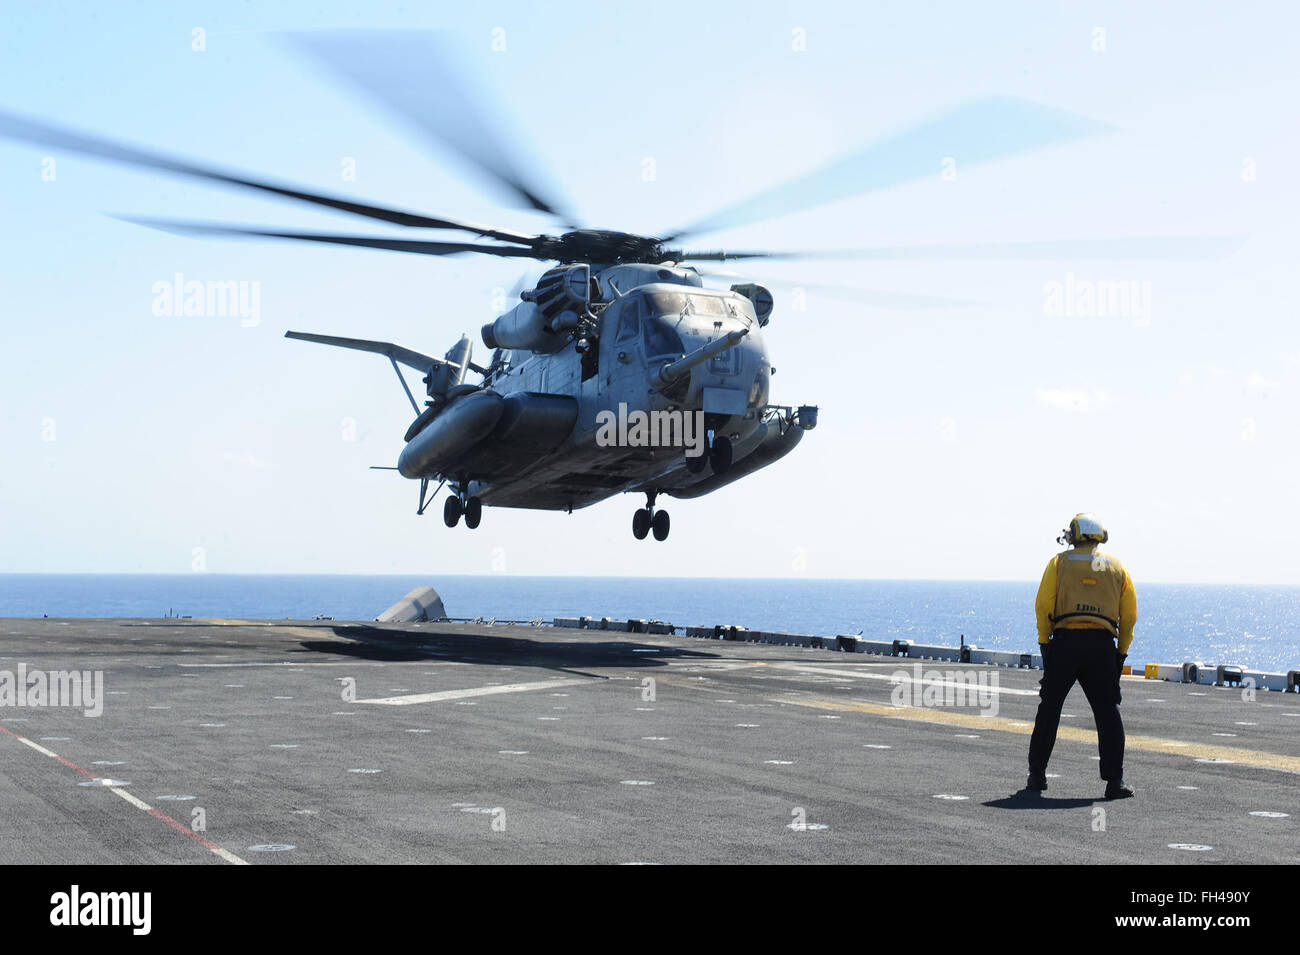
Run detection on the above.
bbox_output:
[674,236,1245,262]
[661,95,1113,242]
[0,110,541,244]
[694,268,985,309]
[286,30,579,226]
[117,216,546,258]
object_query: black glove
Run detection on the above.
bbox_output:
[1040,643,1052,667]
[1115,651,1127,676]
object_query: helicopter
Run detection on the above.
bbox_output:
[0,32,1234,541]
[284,256,811,542]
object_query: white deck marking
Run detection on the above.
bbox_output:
[16,736,59,758]
[110,787,152,811]
[356,677,591,706]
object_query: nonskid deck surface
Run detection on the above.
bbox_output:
[0,618,1295,864]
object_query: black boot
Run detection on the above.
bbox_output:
[1026,770,1047,792]
[1104,779,1134,800]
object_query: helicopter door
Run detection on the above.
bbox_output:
[599,294,646,404]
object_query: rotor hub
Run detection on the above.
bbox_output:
[538,230,664,265]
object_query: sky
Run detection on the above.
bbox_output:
[1,1,1297,583]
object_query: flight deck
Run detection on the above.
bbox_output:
[0,617,1295,864]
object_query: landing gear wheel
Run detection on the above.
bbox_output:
[632,508,651,540]
[710,435,733,475]
[464,496,482,529]
[685,450,708,474]
[443,494,462,528]
[651,509,670,541]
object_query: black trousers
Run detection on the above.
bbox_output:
[1027,629,1125,781]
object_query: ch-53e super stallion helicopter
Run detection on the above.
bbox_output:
[291,254,805,542]
[1,32,1228,540]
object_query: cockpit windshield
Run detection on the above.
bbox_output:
[636,290,747,357]
[645,291,728,318]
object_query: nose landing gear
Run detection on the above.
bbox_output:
[632,491,671,541]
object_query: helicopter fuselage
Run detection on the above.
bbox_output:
[393,263,812,515]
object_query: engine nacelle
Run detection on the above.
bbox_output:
[729,283,773,326]
[481,301,567,353]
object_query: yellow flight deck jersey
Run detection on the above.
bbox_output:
[1035,544,1137,653]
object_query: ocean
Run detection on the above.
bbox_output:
[0,574,1296,672]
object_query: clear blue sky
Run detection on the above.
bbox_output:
[1,1,1297,583]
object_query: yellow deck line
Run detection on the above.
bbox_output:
[776,696,1300,774]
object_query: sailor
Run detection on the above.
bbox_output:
[1027,513,1136,799]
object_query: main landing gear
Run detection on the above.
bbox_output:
[443,488,483,529]
[632,491,670,541]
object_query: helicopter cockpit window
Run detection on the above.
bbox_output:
[645,291,733,321]
[689,295,726,316]
[646,291,686,316]
[643,314,684,358]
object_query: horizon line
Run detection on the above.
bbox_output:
[0,572,1296,588]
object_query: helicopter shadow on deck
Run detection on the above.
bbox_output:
[296,622,720,679]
